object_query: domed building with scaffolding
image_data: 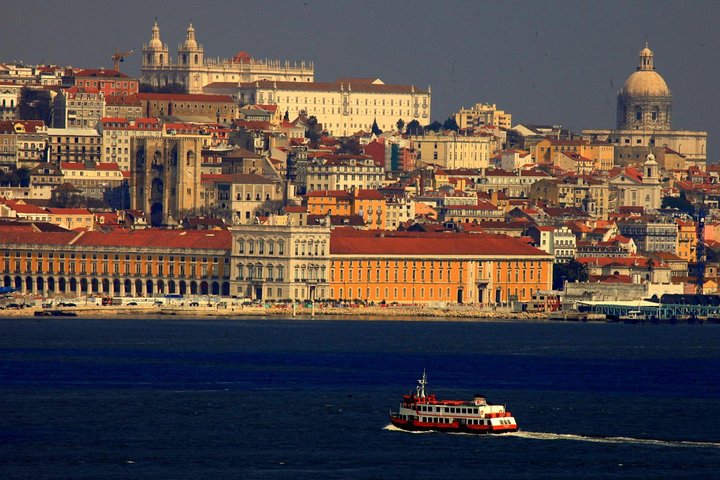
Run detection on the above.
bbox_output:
[583,43,707,169]
[616,43,672,131]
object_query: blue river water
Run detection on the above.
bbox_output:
[1,317,719,479]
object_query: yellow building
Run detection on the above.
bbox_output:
[329,230,553,305]
[205,78,431,136]
[582,141,614,171]
[534,138,614,171]
[454,103,512,130]
[676,219,697,263]
[410,132,492,169]
[45,207,96,230]
[305,190,353,217]
[0,228,232,297]
[305,189,387,229]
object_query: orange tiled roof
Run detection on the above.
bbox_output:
[330,231,549,256]
[0,228,232,250]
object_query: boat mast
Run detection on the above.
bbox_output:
[416,370,428,398]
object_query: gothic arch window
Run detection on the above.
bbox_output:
[186,150,195,166]
[652,107,659,121]
[147,53,152,64]
[159,54,164,65]
[152,150,162,165]
[182,54,187,65]
[136,147,145,168]
[194,54,199,65]
[635,106,642,121]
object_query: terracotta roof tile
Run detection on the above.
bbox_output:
[330,231,550,256]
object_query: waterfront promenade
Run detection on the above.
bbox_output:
[0,303,549,321]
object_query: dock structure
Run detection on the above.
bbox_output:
[577,298,720,320]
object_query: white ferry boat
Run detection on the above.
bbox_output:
[389,371,518,434]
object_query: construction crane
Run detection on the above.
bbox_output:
[111,49,133,72]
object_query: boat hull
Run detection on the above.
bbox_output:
[390,416,518,434]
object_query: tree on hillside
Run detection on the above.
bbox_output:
[371,119,382,136]
[405,119,423,135]
[552,260,589,290]
[337,137,362,155]
[425,121,442,132]
[305,115,322,143]
[396,118,405,133]
[443,116,459,132]
[139,82,186,94]
[661,193,694,215]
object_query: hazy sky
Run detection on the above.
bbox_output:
[2,0,719,158]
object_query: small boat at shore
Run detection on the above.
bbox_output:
[389,371,518,434]
[34,309,78,317]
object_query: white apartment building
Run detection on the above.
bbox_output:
[52,86,105,129]
[305,155,385,193]
[499,150,533,171]
[98,117,163,171]
[385,197,416,229]
[47,127,102,164]
[409,132,492,169]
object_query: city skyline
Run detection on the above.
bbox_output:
[1,1,718,158]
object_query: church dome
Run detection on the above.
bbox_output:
[182,23,198,49]
[148,20,163,49]
[621,70,670,97]
[619,42,670,97]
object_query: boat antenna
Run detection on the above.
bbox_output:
[416,370,428,398]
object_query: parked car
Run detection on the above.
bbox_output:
[58,302,77,307]
[127,302,138,306]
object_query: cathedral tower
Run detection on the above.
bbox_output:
[177,23,205,93]
[142,19,170,68]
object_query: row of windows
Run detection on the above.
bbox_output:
[334,268,455,283]
[253,93,428,107]
[76,80,136,89]
[51,137,100,144]
[4,259,227,278]
[3,250,224,264]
